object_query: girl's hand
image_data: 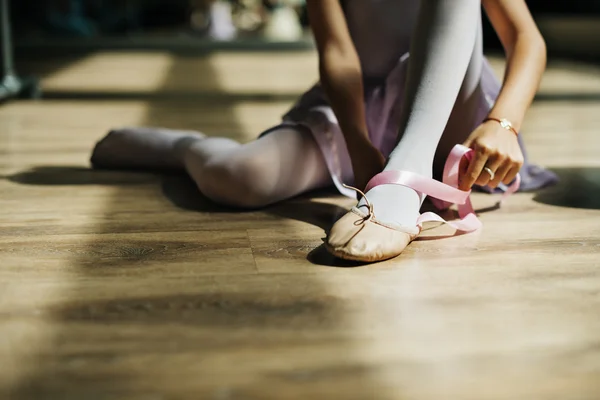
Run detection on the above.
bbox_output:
[459,120,524,191]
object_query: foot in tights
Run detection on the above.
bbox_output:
[91,127,205,171]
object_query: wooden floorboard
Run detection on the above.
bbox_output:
[1,51,600,399]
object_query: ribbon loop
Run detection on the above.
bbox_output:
[362,144,521,233]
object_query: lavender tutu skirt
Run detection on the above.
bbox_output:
[263,52,558,198]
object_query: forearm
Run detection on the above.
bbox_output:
[320,51,387,190]
[487,33,546,131]
[306,0,383,189]
[319,48,370,148]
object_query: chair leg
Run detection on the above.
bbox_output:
[0,0,41,102]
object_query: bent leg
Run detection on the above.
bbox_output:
[360,0,481,228]
[434,19,487,177]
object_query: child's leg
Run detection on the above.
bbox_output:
[433,20,486,177]
[359,0,481,227]
[91,126,332,208]
[181,127,332,207]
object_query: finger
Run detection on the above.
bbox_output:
[503,164,522,186]
[475,155,504,187]
[459,155,469,178]
[460,151,489,191]
[488,159,511,188]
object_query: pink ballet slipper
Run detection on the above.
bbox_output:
[325,144,520,262]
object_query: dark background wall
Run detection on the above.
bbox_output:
[7,0,600,60]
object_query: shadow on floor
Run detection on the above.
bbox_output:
[5,165,355,267]
[5,165,347,228]
[3,162,385,271]
[6,166,160,186]
[161,173,345,229]
[532,167,600,210]
[161,173,367,267]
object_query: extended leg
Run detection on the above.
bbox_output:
[91,125,332,208]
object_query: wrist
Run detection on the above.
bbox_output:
[483,116,520,136]
[486,105,526,133]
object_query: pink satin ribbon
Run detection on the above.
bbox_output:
[364,144,521,233]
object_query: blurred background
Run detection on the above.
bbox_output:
[2,0,600,101]
[10,0,312,48]
[5,0,600,55]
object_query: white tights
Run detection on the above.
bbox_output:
[91,125,332,208]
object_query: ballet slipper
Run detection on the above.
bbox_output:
[325,144,521,263]
[325,188,420,262]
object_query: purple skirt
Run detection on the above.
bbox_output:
[265,53,557,198]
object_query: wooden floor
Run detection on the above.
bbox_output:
[1,51,600,400]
